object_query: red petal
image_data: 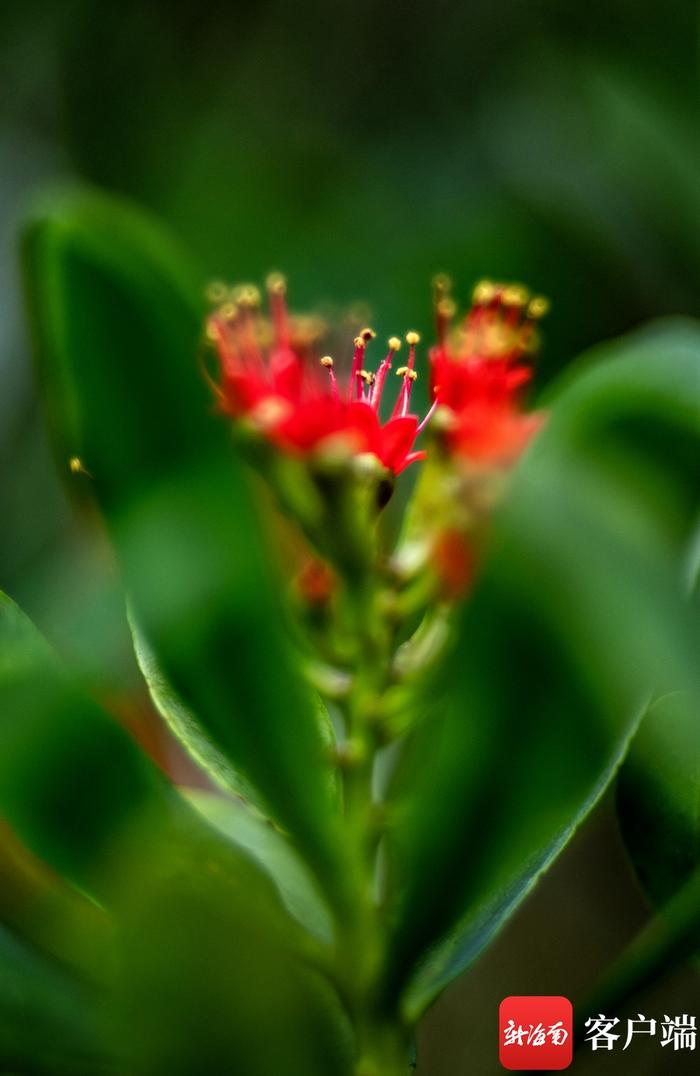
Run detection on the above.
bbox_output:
[346,401,381,454]
[376,415,419,472]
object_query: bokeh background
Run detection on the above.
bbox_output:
[1,1,699,1070]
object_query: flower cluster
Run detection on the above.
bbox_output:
[207,274,548,480]
[429,276,548,464]
[206,276,430,477]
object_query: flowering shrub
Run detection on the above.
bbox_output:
[0,188,698,1075]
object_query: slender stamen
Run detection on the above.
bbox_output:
[266,272,290,348]
[417,397,438,434]
[405,330,420,371]
[235,285,266,373]
[433,275,454,347]
[320,355,340,402]
[435,298,456,347]
[502,284,529,330]
[519,295,550,354]
[349,328,375,400]
[468,280,496,355]
[390,332,421,416]
[359,369,375,402]
[370,336,401,410]
[393,366,419,417]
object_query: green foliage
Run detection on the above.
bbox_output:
[10,187,700,1072]
[0,590,347,1074]
[0,923,108,1075]
[113,844,352,1076]
[22,188,345,900]
[617,692,700,914]
[0,592,179,899]
[386,325,700,1016]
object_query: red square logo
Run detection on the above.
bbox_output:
[499,996,573,1070]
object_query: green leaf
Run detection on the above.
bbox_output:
[0,588,320,932]
[617,690,700,917]
[402,730,641,1017]
[113,843,353,1076]
[129,612,265,810]
[386,323,700,1017]
[21,188,344,899]
[0,591,182,901]
[539,319,700,531]
[0,924,111,1075]
[0,592,340,1067]
[185,789,333,943]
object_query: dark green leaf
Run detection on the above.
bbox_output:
[386,323,700,1016]
[22,188,344,899]
[113,843,353,1076]
[617,691,700,916]
[0,923,111,1075]
[0,591,180,901]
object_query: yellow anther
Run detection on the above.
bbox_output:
[320,355,334,368]
[360,327,376,342]
[473,279,496,304]
[432,272,452,295]
[242,285,261,307]
[388,336,402,351]
[503,284,530,307]
[527,295,550,319]
[353,336,364,348]
[220,302,237,321]
[206,280,228,304]
[232,284,261,307]
[359,370,375,384]
[437,298,457,319]
[405,331,420,346]
[396,367,418,380]
[407,369,418,381]
[266,271,287,294]
[69,456,92,477]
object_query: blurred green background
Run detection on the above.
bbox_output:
[1,1,699,1070]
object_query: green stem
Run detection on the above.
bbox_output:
[332,572,411,1073]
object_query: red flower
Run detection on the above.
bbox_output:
[429,278,548,464]
[206,277,431,476]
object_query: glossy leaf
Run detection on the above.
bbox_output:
[0,591,181,901]
[22,188,343,896]
[113,842,352,1076]
[386,323,700,1016]
[129,612,264,809]
[0,924,110,1075]
[186,788,333,943]
[0,590,315,927]
[617,690,700,918]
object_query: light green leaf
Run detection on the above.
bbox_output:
[0,591,181,901]
[185,788,333,943]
